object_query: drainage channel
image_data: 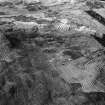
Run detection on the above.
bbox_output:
[85,10,105,47]
[85,10,105,26]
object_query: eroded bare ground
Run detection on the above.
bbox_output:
[0,0,105,105]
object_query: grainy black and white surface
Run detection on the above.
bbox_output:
[0,0,105,105]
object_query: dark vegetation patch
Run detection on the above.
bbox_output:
[0,12,7,15]
[43,48,57,53]
[5,35,22,49]
[86,1,104,9]
[84,92,105,105]
[0,37,53,105]
[1,21,105,105]
[13,15,36,22]
[63,50,83,60]
[0,2,13,7]
[25,3,47,11]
